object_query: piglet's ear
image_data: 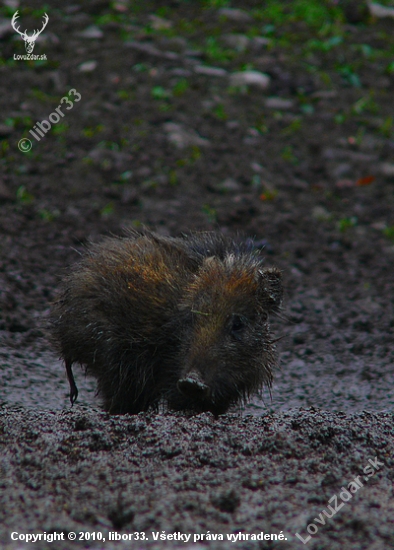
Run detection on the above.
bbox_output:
[257,267,283,312]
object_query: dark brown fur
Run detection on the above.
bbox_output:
[49,230,283,415]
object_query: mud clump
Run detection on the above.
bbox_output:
[49,230,283,415]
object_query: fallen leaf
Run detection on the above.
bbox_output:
[259,190,276,201]
[356,175,375,186]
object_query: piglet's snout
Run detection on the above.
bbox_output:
[177,372,210,400]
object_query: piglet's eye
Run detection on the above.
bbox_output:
[230,314,246,338]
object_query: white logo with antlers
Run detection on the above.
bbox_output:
[11,10,49,54]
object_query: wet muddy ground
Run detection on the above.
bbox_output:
[0,1,393,548]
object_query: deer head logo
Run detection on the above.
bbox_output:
[11,11,49,54]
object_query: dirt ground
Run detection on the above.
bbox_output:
[0,1,393,548]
